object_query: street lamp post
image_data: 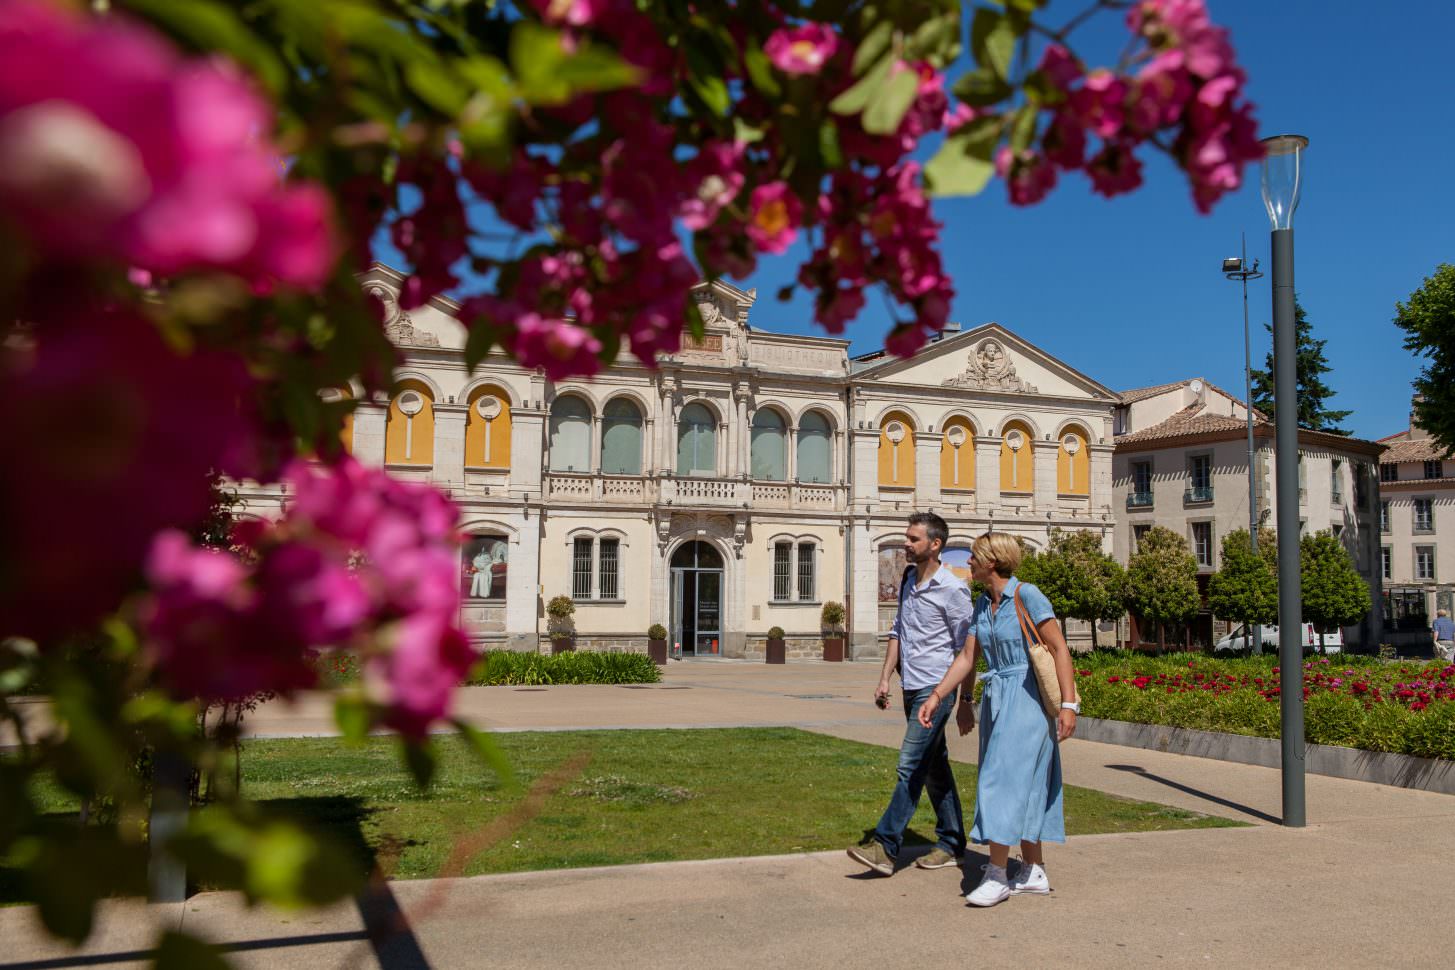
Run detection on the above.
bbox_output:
[1261,133,1309,828]
[1224,241,1264,655]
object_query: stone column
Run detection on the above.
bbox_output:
[432,404,468,488]
[1032,439,1059,512]
[852,428,881,506]
[914,432,942,509]
[787,427,798,483]
[736,390,750,479]
[590,412,603,475]
[510,404,546,498]
[352,401,388,467]
[975,436,1002,515]
[505,509,541,652]
[850,518,883,660]
[1089,443,1116,519]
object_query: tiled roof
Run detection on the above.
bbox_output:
[1115,406,1260,445]
[1118,380,1189,404]
[1379,436,1448,463]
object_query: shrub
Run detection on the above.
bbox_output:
[467,651,661,686]
[767,626,785,640]
[546,595,576,620]
[647,623,668,641]
[820,602,845,631]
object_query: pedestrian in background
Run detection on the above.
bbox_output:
[917,532,1078,907]
[1432,608,1454,662]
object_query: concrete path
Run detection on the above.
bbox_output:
[5,659,1453,969]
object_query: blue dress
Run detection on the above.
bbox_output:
[969,577,1065,846]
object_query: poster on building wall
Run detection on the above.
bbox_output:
[878,545,907,602]
[462,535,508,600]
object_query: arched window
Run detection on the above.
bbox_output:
[878,411,916,488]
[676,402,717,475]
[1058,425,1090,495]
[1000,420,1034,493]
[465,384,512,469]
[671,540,723,569]
[750,408,787,481]
[940,417,975,490]
[384,379,435,466]
[600,398,644,475]
[797,410,832,484]
[549,395,592,473]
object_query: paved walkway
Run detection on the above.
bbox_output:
[5,659,1453,968]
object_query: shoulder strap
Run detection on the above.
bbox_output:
[1014,585,1040,647]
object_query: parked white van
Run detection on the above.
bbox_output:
[1214,623,1344,654]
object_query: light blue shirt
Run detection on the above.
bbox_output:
[890,563,975,690]
[1433,616,1454,641]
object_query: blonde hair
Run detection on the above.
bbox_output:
[972,532,1022,578]
[1440,609,1450,617]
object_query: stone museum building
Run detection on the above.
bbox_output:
[239,265,1124,659]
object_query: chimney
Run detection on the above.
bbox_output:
[1411,393,1428,439]
[929,321,962,343]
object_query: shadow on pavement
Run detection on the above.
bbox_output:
[1105,764,1281,824]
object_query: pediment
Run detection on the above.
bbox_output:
[855,323,1117,402]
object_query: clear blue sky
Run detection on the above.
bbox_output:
[381,2,1452,441]
[732,0,1455,441]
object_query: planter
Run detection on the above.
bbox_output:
[647,638,668,666]
[550,638,575,655]
[765,637,786,665]
[821,636,845,663]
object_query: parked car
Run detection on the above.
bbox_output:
[1214,623,1344,654]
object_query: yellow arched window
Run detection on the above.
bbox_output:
[878,411,916,488]
[1057,426,1090,495]
[384,378,435,466]
[465,384,512,469]
[999,420,1034,493]
[939,417,975,491]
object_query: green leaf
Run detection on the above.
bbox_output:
[818,119,844,170]
[405,60,468,115]
[733,118,766,144]
[862,66,919,135]
[924,129,997,198]
[828,54,893,116]
[951,65,1014,107]
[403,739,437,790]
[511,23,639,106]
[852,20,895,75]
[121,0,288,95]
[334,694,371,746]
[177,805,365,908]
[1008,103,1039,153]
[453,719,517,790]
[743,43,781,98]
[907,11,963,69]
[970,7,1021,81]
[153,931,231,970]
[688,73,731,117]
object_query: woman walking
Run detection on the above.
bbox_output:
[917,532,1079,907]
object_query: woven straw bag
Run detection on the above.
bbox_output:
[1013,584,1071,722]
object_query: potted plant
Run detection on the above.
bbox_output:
[821,602,846,662]
[547,594,576,654]
[647,623,668,666]
[765,626,786,665]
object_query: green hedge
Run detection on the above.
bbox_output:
[1067,651,1455,761]
[466,651,662,686]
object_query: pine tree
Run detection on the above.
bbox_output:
[1394,263,1455,456]
[1299,531,1371,653]
[1249,298,1352,434]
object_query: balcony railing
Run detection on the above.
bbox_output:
[1184,485,1214,504]
[1127,490,1154,509]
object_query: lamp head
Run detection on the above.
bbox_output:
[1260,134,1308,231]
[1223,257,1244,274]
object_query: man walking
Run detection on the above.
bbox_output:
[848,512,974,876]
[1433,608,1454,662]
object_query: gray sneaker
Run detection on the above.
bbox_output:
[846,840,895,876]
[914,846,959,870]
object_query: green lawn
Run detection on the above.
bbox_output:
[19,728,1241,886]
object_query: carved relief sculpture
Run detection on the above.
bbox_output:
[944,338,1038,392]
[365,281,441,348]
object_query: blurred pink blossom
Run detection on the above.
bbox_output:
[764,23,839,75]
[745,181,803,254]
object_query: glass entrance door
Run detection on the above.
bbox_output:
[693,570,721,655]
[669,542,725,657]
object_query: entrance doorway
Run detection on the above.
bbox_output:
[670,541,723,656]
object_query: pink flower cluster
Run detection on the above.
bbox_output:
[992,0,1260,213]
[0,1,335,289]
[140,458,474,737]
[0,308,263,643]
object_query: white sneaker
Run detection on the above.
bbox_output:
[966,864,1011,907]
[1009,861,1050,895]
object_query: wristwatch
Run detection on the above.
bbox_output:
[1060,700,1080,714]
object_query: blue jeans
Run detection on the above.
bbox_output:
[873,685,966,858]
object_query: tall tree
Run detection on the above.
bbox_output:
[1394,263,1455,456]
[1249,298,1352,434]
[1207,527,1278,652]
[1020,529,1127,647]
[1300,531,1372,654]
[1125,526,1201,653]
